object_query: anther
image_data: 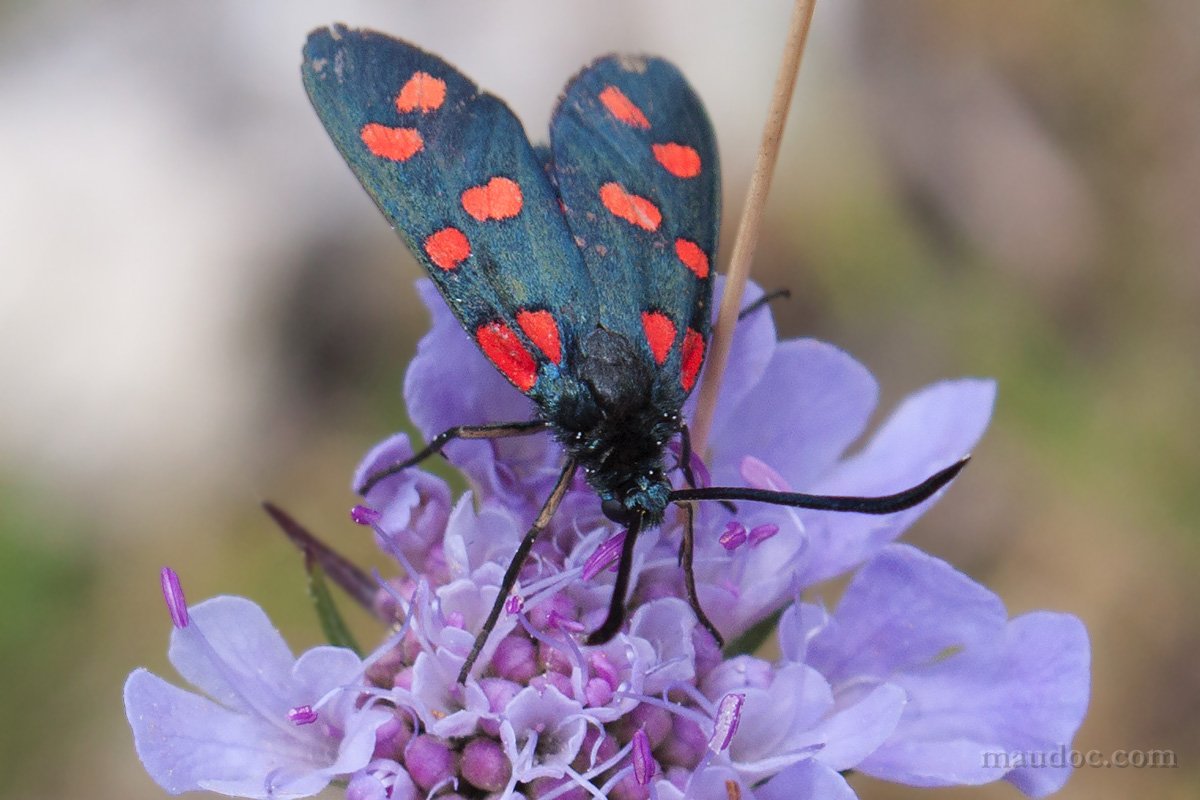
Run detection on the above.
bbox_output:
[159,567,189,629]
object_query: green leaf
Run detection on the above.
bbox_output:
[723,608,783,657]
[308,562,361,655]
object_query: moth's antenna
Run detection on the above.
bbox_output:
[691,0,818,454]
[669,457,970,514]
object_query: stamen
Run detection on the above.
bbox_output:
[176,595,313,740]
[376,571,435,654]
[707,693,745,753]
[538,739,635,800]
[350,504,381,525]
[596,766,635,798]
[718,521,748,551]
[613,690,712,729]
[582,722,610,768]
[370,568,411,619]
[748,523,779,546]
[547,609,586,633]
[582,530,626,580]
[505,594,524,615]
[159,567,189,628]
[739,455,790,491]
[564,765,608,800]
[518,613,589,685]
[632,728,656,785]
[360,588,417,673]
[690,452,712,488]
[589,651,620,689]
[523,567,579,601]
[660,680,716,716]
[370,524,419,581]
[287,705,318,725]
[667,440,713,488]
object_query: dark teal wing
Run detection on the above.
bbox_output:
[303,26,598,400]
[549,55,720,395]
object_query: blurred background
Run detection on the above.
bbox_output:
[1,1,1196,798]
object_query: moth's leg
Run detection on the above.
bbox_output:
[585,512,644,646]
[671,422,732,649]
[677,421,701,490]
[737,287,791,321]
[358,419,549,493]
[676,423,736,513]
[676,501,725,647]
[458,458,576,683]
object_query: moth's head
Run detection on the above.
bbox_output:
[600,471,671,527]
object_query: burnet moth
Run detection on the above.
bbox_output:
[301,26,966,681]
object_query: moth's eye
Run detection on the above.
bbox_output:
[601,498,634,525]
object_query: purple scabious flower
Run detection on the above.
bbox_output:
[124,279,1090,799]
[125,570,392,798]
[782,544,1091,798]
[405,277,997,640]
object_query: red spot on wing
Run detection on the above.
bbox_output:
[681,328,705,391]
[599,183,661,231]
[424,227,470,271]
[360,124,423,162]
[395,71,446,113]
[461,177,524,221]
[599,86,650,129]
[652,143,702,178]
[476,322,538,392]
[674,239,710,278]
[641,311,677,365]
[516,309,562,364]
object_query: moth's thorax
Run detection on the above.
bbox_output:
[547,328,683,525]
[569,420,675,526]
